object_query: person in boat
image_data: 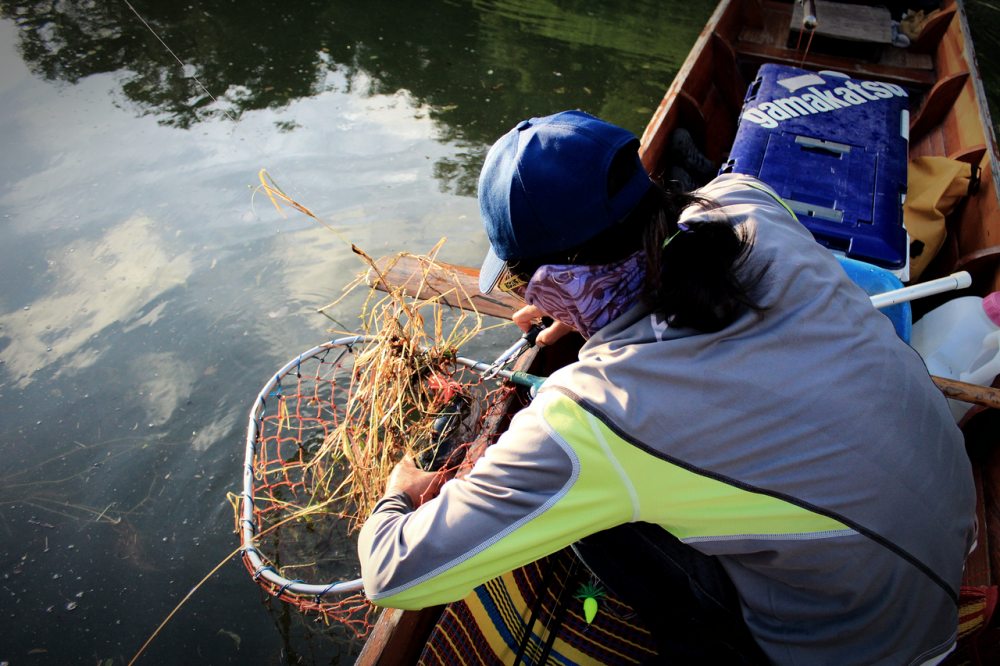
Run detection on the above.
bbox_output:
[358,110,976,664]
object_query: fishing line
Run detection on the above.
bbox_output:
[121,1,358,286]
[115,3,371,657]
[121,0,240,123]
[118,1,542,651]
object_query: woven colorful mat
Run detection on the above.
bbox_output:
[416,552,998,665]
[959,585,998,639]
[417,548,657,665]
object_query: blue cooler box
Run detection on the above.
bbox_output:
[722,64,909,270]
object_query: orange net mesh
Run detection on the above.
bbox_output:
[233,250,522,636]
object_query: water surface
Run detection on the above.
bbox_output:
[0,1,715,663]
[0,0,996,664]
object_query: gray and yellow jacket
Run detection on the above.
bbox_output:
[359,174,976,665]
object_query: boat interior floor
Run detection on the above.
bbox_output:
[736,0,941,89]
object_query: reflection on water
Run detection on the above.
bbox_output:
[129,351,199,426]
[0,1,719,662]
[0,0,996,663]
[2,0,715,194]
[0,215,193,388]
[967,0,1000,136]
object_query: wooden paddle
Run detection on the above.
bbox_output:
[367,254,1000,410]
[932,376,1000,410]
[366,253,521,320]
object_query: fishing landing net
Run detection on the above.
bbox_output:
[233,249,529,637]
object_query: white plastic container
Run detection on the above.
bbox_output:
[963,329,1000,387]
[911,292,1000,421]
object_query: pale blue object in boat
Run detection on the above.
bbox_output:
[836,255,912,343]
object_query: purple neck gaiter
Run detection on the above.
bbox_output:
[524,251,646,339]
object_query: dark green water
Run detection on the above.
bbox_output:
[0,1,995,664]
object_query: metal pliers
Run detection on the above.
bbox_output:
[481,322,547,380]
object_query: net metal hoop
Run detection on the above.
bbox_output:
[238,333,543,605]
[240,335,372,599]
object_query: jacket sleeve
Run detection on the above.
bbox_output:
[357,390,635,609]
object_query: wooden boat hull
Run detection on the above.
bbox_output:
[640,0,999,292]
[360,0,1000,661]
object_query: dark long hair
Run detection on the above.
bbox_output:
[636,182,764,331]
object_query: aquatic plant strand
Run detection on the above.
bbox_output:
[120,0,239,123]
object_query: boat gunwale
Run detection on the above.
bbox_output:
[358,0,1000,660]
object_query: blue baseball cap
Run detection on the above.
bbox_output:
[477,110,653,293]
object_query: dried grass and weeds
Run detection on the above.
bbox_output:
[229,172,509,630]
[312,242,489,526]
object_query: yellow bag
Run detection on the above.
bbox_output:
[906,156,974,280]
[900,9,937,41]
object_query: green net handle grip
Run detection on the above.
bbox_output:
[507,371,546,397]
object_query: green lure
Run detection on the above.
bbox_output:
[574,581,606,624]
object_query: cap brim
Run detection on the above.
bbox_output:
[479,245,507,294]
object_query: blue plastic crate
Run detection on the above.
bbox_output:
[723,64,909,270]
